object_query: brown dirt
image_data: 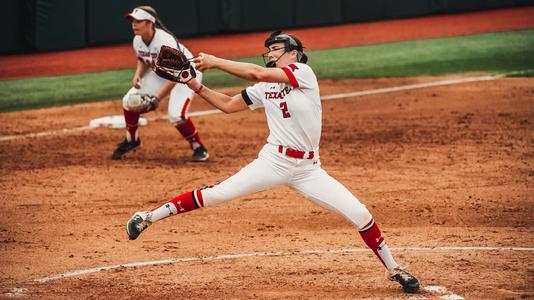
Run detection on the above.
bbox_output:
[0,76,533,299]
[1,6,534,80]
[1,6,534,300]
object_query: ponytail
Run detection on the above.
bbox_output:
[155,19,180,45]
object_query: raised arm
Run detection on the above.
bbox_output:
[153,47,252,114]
[194,53,290,84]
[186,79,248,114]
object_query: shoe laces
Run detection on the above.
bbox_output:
[118,140,132,149]
[194,147,206,155]
[135,212,152,230]
[392,268,413,282]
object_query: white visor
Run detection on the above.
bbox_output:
[126,8,156,23]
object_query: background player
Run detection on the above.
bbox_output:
[127,31,420,293]
[113,6,209,162]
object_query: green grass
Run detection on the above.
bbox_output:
[1,29,533,112]
[307,30,534,78]
[0,70,134,112]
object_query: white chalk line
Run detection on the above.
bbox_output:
[1,73,528,299]
[4,288,28,298]
[0,74,505,142]
[423,286,465,300]
[0,125,94,142]
[320,75,503,100]
[34,245,534,283]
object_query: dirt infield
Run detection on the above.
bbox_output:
[0,76,533,299]
[1,5,534,300]
[1,6,534,80]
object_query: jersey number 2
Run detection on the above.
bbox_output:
[280,102,291,118]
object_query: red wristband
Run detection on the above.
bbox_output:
[194,85,204,94]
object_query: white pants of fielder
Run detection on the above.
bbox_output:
[122,69,203,124]
[201,143,373,229]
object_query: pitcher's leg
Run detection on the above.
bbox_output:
[152,156,286,222]
[291,168,373,228]
[127,155,288,240]
[200,155,287,207]
[291,169,397,266]
[290,167,419,292]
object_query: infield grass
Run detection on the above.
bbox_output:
[1,29,533,112]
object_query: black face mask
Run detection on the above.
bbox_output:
[262,49,288,68]
[266,60,277,68]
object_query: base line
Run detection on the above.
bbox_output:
[34,245,534,283]
[0,75,504,142]
[0,126,94,142]
[321,75,503,100]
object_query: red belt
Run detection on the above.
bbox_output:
[278,145,314,159]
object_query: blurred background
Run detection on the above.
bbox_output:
[2,1,532,112]
[3,0,533,54]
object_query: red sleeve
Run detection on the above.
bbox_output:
[282,66,299,88]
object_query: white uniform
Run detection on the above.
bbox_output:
[127,54,419,292]
[122,28,202,124]
[200,63,372,230]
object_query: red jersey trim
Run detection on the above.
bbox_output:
[282,67,299,88]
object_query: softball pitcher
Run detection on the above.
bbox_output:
[112,6,209,162]
[127,31,420,293]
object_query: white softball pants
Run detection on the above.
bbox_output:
[201,144,373,229]
[122,69,203,123]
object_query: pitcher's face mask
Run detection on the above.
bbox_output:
[262,44,288,68]
[262,31,305,67]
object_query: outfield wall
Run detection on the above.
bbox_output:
[2,0,533,54]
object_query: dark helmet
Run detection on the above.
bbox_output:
[263,30,308,64]
[264,31,302,51]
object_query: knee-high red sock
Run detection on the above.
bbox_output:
[124,109,140,142]
[359,219,398,269]
[176,118,202,149]
[149,189,204,222]
[168,189,204,213]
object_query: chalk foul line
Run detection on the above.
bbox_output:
[0,125,94,142]
[34,245,533,283]
[0,75,505,142]
[320,75,503,100]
